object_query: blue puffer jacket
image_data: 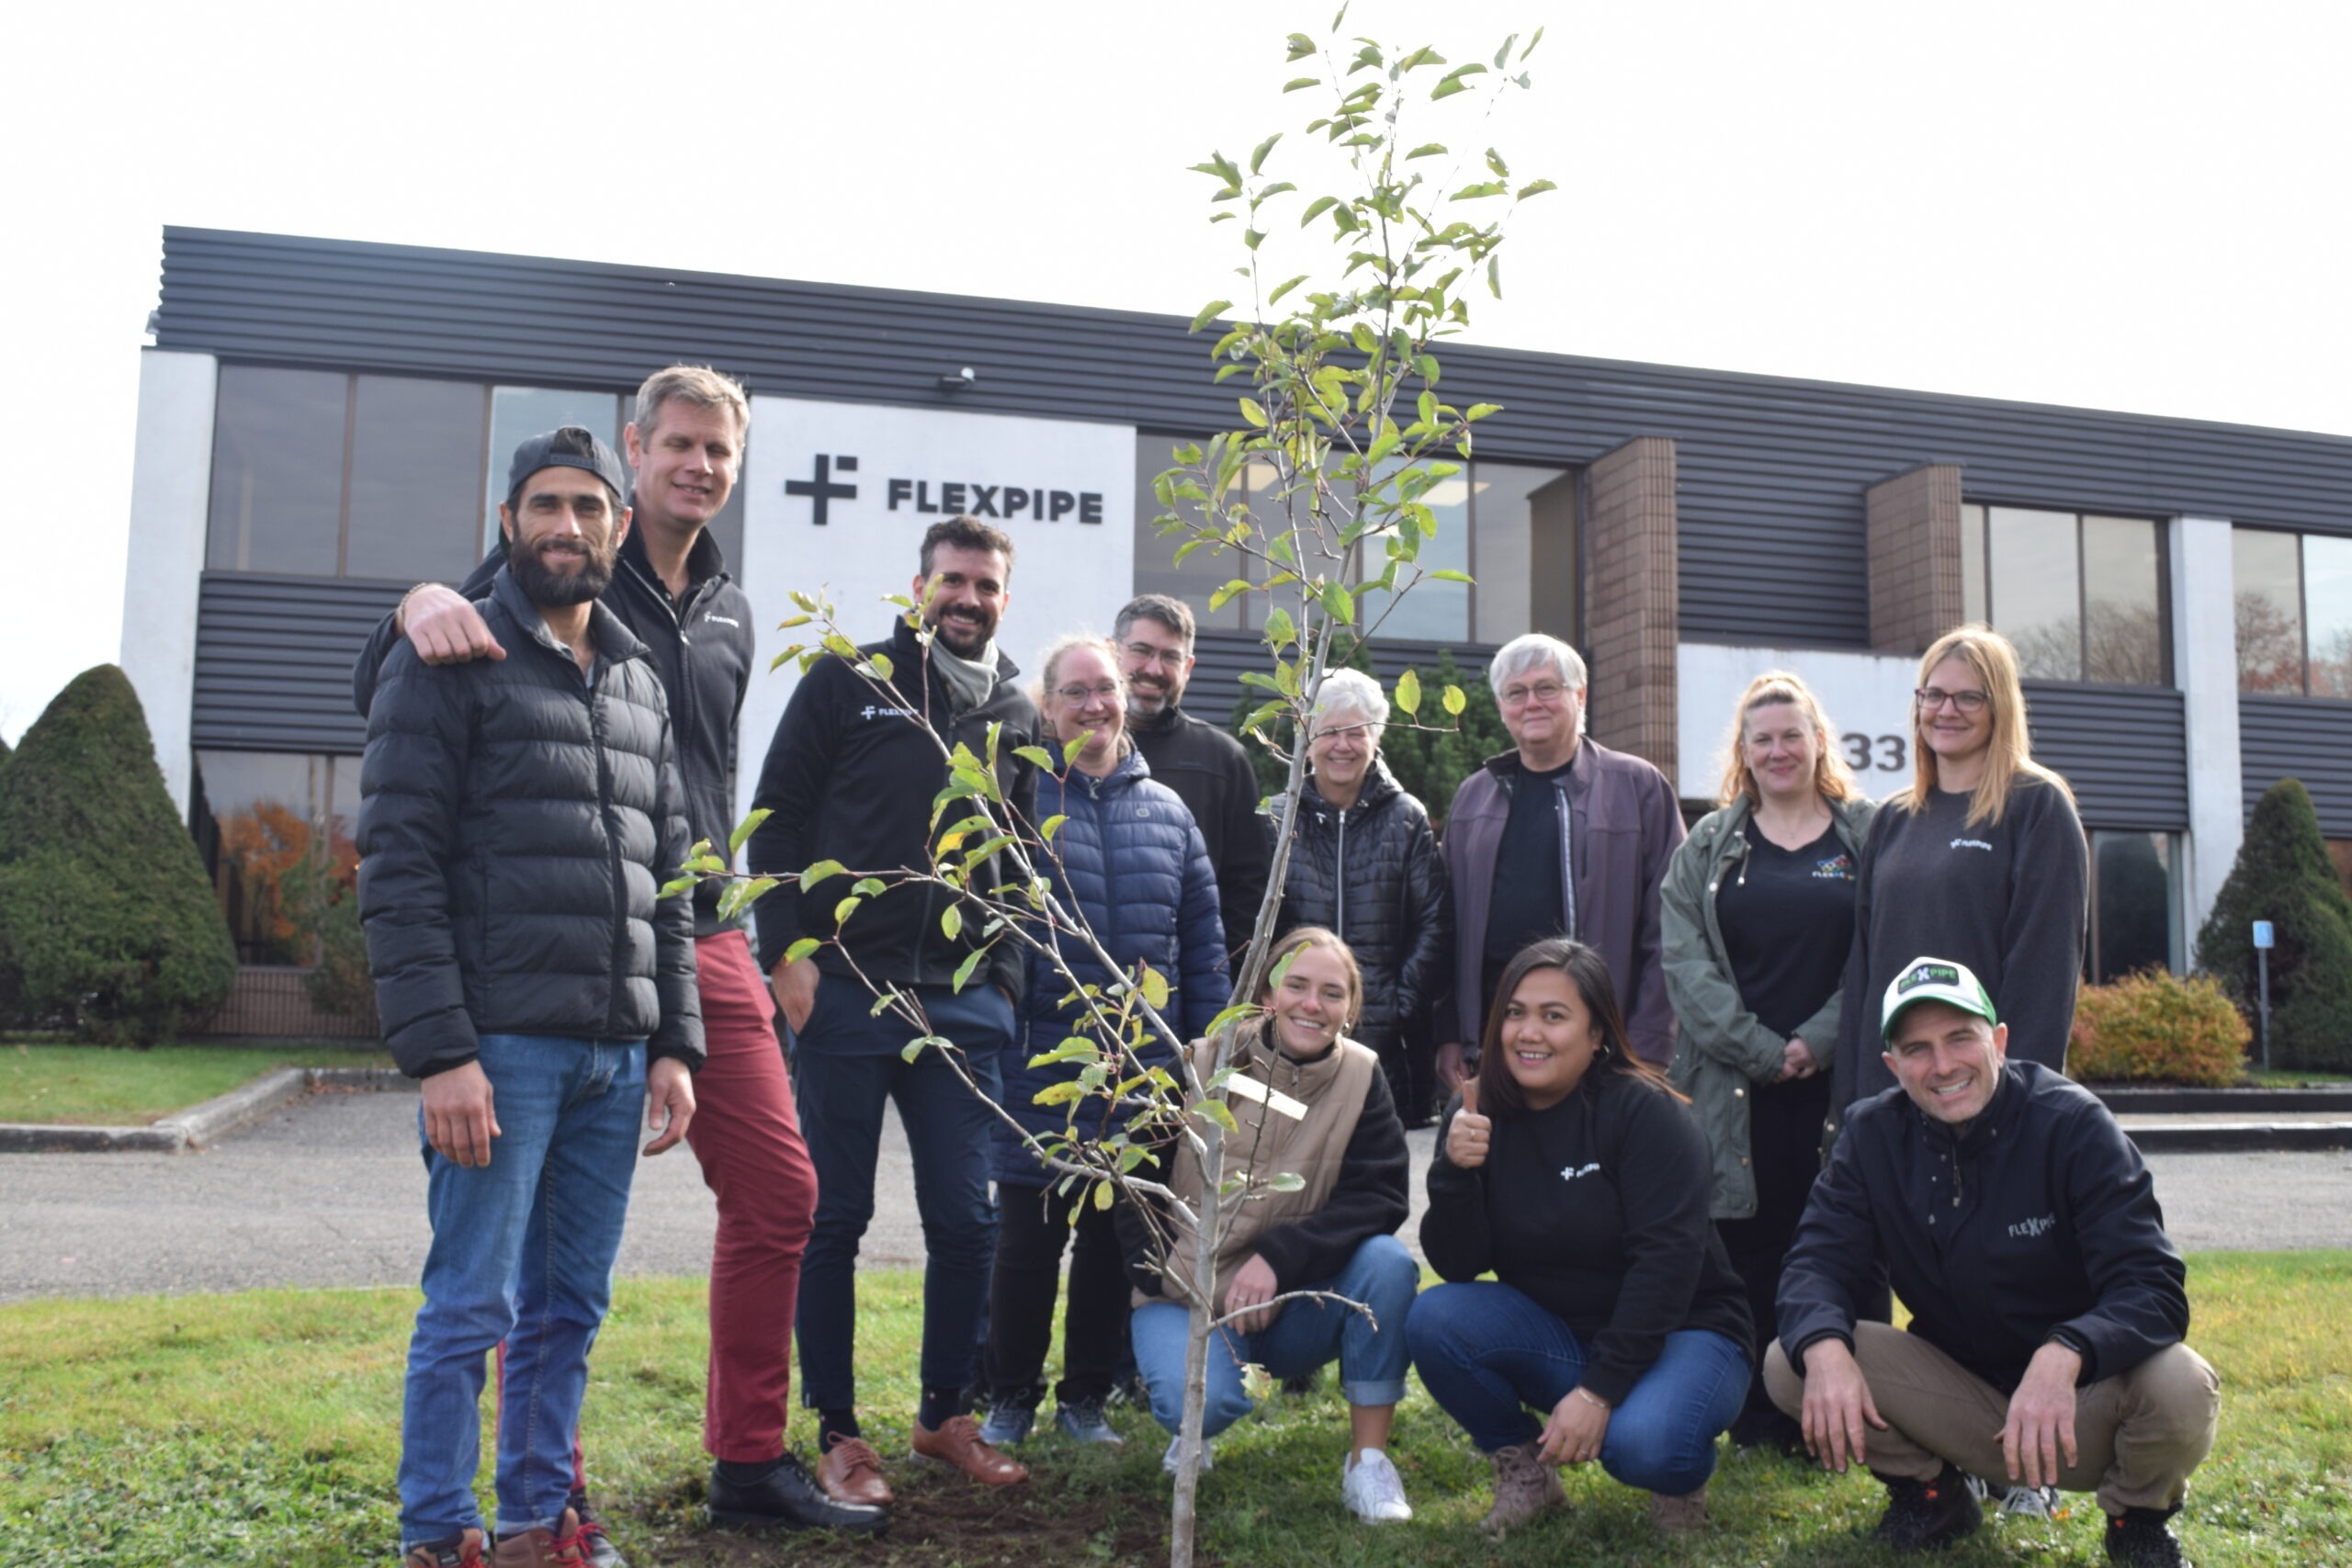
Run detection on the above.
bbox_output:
[995,749,1231,1189]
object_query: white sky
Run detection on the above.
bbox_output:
[4,0,2347,743]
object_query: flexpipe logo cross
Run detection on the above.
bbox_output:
[786,453,859,525]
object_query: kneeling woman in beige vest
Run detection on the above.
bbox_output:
[1119,926,1420,1524]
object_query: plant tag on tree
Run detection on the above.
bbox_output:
[1227,1074,1307,1121]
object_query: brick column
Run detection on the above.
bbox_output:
[1584,436,1679,787]
[1866,463,1963,654]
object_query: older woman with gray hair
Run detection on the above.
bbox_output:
[1437,634,1685,1085]
[1262,667,1453,1126]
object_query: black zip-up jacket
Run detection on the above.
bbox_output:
[1263,759,1453,1063]
[746,617,1041,1000]
[354,527,756,939]
[1131,703,1272,957]
[1777,1061,2189,1393]
[1424,1071,1753,1406]
[356,569,703,1078]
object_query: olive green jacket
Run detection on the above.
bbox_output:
[1664,793,1878,1219]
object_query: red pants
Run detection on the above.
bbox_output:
[499,930,819,1468]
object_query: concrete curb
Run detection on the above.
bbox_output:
[0,1066,413,1155]
[2095,1086,2352,1115]
[2122,1121,2352,1153]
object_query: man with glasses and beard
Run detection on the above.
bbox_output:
[1114,594,1272,960]
[748,516,1042,1508]
[363,428,702,1567]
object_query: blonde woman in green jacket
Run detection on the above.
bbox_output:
[1664,671,1876,1450]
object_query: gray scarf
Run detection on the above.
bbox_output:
[933,636,1001,713]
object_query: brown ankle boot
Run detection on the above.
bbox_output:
[491,1506,588,1566]
[1480,1443,1566,1540]
[1648,1486,1711,1535]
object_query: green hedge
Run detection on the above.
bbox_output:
[0,666,235,1043]
[2195,778,2352,1070]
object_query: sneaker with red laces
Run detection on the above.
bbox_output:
[403,1529,488,1567]
[491,1506,589,1567]
[566,1490,625,1568]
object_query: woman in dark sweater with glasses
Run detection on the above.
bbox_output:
[1407,939,1751,1541]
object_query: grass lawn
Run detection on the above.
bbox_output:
[0,1254,2345,1567]
[0,1043,394,1125]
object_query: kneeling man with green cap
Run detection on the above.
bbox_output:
[1765,957,2220,1567]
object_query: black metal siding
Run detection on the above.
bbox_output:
[193,572,400,753]
[2018,682,2188,831]
[2239,696,2352,835]
[153,229,2352,653]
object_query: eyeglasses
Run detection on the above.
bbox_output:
[1499,681,1572,707]
[1054,682,1123,705]
[1121,640,1188,670]
[1915,687,1990,714]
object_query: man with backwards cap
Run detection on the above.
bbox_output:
[1764,957,2220,1568]
[360,427,704,1567]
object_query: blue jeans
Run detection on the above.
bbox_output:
[1406,1280,1748,1495]
[399,1035,645,1549]
[1130,1234,1418,1438]
[792,977,1012,1414]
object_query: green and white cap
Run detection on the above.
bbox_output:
[1881,956,1998,1041]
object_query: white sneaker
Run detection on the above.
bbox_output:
[1340,1448,1413,1523]
[1966,1474,2064,1522]
[1161,1433,1214,1477]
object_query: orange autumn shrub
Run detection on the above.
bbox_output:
[2068,970,2249,1087]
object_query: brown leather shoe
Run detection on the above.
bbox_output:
[911,1414,1031,1486]
[491,1506,588,1566]
[815,1437,895,1507]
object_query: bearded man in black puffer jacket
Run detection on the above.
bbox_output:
[1263,668,1453,1125]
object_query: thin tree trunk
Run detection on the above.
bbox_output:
[1169,1107,1224,1568]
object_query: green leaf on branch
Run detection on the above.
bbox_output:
[1094,1179,1114,1212]
[1517,178,1558,200]
[658,874,699,900]
[865,652,893,682]
[902,1033,948,1064]
[1395,45,1444,72]
[1465,402,1502,420]
[1190,299,1233,333]
[1394,667,1421,716]
[1208,578,1253,613]
[1283,73,1319,92]
[1406,141,1447,160]
[1238,397,1270,428]
[1244,228,1265,252]
[1451,181,1508,199]
[1266,1171,1306,1192]
[785,938,821,965]
[1522,25,1544,59]
[1430,569,1475,583]
[716,876,778,922]
[1487,254,1502,297]
[727,807,774,857]
[952,944,989,993]
[1268,273,1308,306]
[1032,1081,1085,1107]
[1320,581,1355,626]
[1040,813,1069,840]
[1493,33,1517,68]
[1250,131,1282,174]
[1299,195,1339,228]
[1442,684,1467,716]
[1486,146,1510,178]
[1014,745,1057,772]
[1139,964,1170,1010]
[1197,1098,1240,1134]
[1063,733,1091,767]
[1262,605,1296,649]
[833,896,862,926]
[1285,31,1316,60]
[940,904,963,941]
[799,860,847,892]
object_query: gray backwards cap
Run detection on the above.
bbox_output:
[1880,956,1999,1042]
[504,426,628,509]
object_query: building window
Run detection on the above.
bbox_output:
[2232,525,2352,696]
[1959,505,2167,685]
[2088,829,2179,983]
[189,750,359,966]
[1130,434,1569,643]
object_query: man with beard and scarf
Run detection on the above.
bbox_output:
[747,515,1043,1507]
[356,372,872,1551]
[1114,594,1272,960]
[361,427,704,1568]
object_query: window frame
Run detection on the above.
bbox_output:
[1960,502,2172,688]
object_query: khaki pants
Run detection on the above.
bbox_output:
[1765,1323,2221,1516]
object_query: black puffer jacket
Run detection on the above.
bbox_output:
[355,526,756,940]
[1262,759,1453,1062]
[357,569,703,1079]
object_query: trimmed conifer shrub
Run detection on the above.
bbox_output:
[2195,777,2352,1070]
[0,666,236,1042]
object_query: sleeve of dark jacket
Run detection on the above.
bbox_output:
[648,707,706,1069]
[745,658,850,974]
[1774,1109,1882,1371]
[1176,820,1234,1039]
[1624,765,1689,1064]
[2052,1100,2190,1382]
[1393,797,1453,1034]
[1996,784,2090,1071]
[1217,738,1272,957]
[1250,1066,1410,1293]
[356,649,479,1077]
[1419,1094,1494,1281]
[1579,1085,1716,1406]
[349,555,501,718]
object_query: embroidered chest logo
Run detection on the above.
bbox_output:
[2007,1213,2056,1239]
[1813,852,1855,881]
[1950,837,1995,852]
[700,613,741,628]
[859,704,917,721]
[1559,1161,1600,1183]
